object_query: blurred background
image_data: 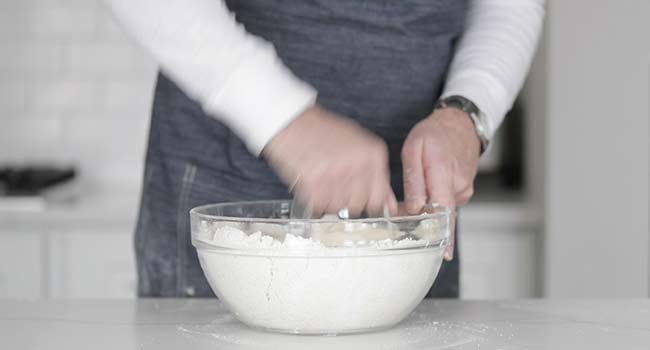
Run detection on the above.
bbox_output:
[0,0,648,300]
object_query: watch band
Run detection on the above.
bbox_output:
[435,95,490,154]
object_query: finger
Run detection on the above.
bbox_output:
[304,174,333,218]
[347,180,369,219]
[310,162,352,216]
[325,183,351,216]
[425,164,455,208]
[396,202,409,216]
[402,141,427,214]
[385,188,398,217]
[366,166,391,217]
[425,165,456,261]
[446,210,457,261]
[308,192,327,218]
[455,186,474,206]
[291,185,312,216]
[293,166,325,218]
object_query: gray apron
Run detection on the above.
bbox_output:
[136,0,467,298]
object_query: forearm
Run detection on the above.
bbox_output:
[442,0,545,138]
[105,0,316,155]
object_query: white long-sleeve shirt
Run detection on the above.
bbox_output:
[106,0,544,155]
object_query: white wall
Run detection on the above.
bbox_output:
[0,0,156,190]
[541,0,650,297]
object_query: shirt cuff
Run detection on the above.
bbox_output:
[203,50,317,156]
[441,69,511,140]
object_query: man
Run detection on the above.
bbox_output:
[107,0,544,298]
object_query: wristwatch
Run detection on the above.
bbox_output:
[434,95,490,154]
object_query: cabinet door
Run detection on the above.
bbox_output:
[460,230,538,298]
[0,231,43,298]
[48,229,136,298]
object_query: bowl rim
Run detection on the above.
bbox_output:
[194,243,448,256]
[189,199,452,224]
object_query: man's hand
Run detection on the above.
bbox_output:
[401,107,481,260]
[263,105,398,218]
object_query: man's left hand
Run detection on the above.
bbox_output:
[401,107,481,261]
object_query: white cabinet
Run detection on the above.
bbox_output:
[0,231,43,298]
[458,203,540,299]
[460,229,538,298]
[48,229,136,298]
[0,224,136,299]
[0,192,139,299]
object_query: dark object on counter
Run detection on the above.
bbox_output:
[0,166,76,196]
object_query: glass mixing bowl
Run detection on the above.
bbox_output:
[190,200,451,335]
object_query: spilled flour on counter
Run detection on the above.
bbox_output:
[194,224,445,333]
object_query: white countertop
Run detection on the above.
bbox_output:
[1,299,648,349]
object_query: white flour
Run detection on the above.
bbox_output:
[195,225,445,334]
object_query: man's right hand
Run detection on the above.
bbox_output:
[263,105,397,218]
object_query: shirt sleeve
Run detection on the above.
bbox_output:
[441,0,545,139]
[105,0,317,155]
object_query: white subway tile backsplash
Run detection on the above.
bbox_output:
[0,81,27,112]
[0,10,27,40]
[27,78,103,112]
[35,0,101,9]
[61,42,155,77]
[59,114,148,187]
[97,10,130,41]
[60,115,147,157]
[0,117,63,163]
[104,80,155,111]
[0,43,62,74]
[1,0,156,189]
[25,7,99,40]
[0,0,95,9]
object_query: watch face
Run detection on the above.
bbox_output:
[439,96,489,153]
[451,96,478,114]
[446,99,467,111]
